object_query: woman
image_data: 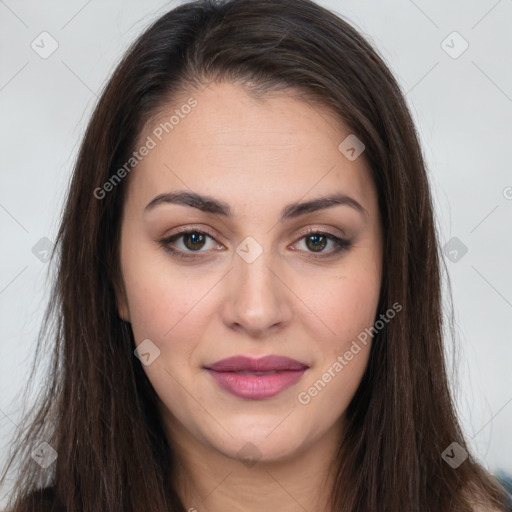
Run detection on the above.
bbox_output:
[1,0,510,510]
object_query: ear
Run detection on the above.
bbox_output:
[113,278,131,322]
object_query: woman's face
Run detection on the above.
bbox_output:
[116,81,383,464]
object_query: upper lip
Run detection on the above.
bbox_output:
[204,355,309,372]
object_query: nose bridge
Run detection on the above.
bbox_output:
[223,234,292,334]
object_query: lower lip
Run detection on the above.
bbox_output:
[206,369,307,399]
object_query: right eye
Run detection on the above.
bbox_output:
[159,228,224,260]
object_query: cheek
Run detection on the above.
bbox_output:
[120,239,217,343]
[293,259,380,407]
[294,259,381,344]
[296,281,376,421]
[123,261,214,421]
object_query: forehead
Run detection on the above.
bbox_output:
[126,81,377,218]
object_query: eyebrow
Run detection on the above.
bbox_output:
[144,190,368,221]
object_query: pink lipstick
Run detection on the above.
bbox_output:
[204,355,308,400]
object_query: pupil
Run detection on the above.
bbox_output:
[185,232,205,250]
[307,235,326,252]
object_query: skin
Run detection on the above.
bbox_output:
[115,81,383,512]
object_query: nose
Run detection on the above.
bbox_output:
[220,243,293,338]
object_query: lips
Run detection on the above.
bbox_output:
[205,355,308,372]
[204,355,309,399]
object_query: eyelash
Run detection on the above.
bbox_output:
[158,226,352,261]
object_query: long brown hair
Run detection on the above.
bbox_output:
[1,0,509,510]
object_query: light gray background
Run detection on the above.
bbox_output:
[1,0,511,506]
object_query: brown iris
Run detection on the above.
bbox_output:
[183,232,207,251]
[305,234,327,252]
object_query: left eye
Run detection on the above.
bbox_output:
[159,229,351,259]
[294,232,349,254]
